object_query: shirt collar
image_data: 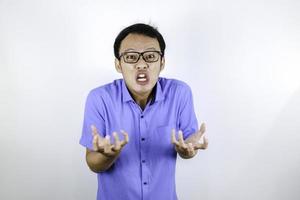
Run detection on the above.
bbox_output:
[121,78,165,103]
[122,79,133,102]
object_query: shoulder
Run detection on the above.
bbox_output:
[159,77,192,94]
[87,79,122,101]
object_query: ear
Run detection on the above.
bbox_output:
[160,57,165,72]
[115,58,122,73]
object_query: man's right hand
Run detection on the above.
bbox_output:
[91,125,129,157]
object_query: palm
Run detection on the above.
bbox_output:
[171,123,208,158]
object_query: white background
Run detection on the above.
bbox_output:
[1,0,300,199]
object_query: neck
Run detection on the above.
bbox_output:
[128,85,157,110]
[132,91,153,110]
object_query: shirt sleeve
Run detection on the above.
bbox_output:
[79,90,106,150]
[178,84,198,140]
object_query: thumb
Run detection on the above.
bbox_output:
[199,123,206,134]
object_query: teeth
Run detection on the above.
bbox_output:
[137,78,147,82]
[137,73,147,82]
[138,73,146,78]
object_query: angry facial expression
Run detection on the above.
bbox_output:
[115,34,165,100]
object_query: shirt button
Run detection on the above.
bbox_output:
[141,115,144,118]
[142,160,146,163]
[143,182,147,185]
[141,138,145,141]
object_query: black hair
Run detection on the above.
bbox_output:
[113,23,166,59]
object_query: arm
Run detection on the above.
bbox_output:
[174,84,199,159]
[86,148,120,173]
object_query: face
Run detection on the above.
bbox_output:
[115,33,165,99]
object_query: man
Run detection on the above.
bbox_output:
[79,23,208,200]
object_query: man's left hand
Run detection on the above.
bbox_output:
[171,123,208,158]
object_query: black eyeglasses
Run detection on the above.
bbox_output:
[119,51,162,64]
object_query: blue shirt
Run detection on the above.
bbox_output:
[80,77,198,200]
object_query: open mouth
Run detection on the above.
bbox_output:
[136,72,149,85]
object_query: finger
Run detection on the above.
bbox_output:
[197,123,206,139]
[199,122,206,134]
[194,137,208,150]
[91,125,105,139]
[171,129,179,146]
[188,143,195,155]
[92,134,99,151]
[178,130,187,149]
[97,136,105,152]
[120,130,129,147]
[102,135,113,154]
[194,143,204,150]
[91,125,98,136]
[112,132,121,151]
[105,135,111,145]
[203,136,208,148]
[104,142,113,154]
[112,132,120,144]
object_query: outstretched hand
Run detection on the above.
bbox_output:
[171,123,208,158]
[91,125,129,157]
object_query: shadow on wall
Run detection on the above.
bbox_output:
[239,88,300,200]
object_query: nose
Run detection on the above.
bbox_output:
[135,56,148,70]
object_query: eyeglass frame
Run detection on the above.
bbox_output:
[118,50,163,64]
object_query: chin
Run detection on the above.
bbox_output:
[135,83,154,94]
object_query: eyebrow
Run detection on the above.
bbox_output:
[124,47,158,52]
[124,48,135,51]
[145,47,157,50]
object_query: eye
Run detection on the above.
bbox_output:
[144,52,157,61]
[147,54,155,58]
[125,53,138,61]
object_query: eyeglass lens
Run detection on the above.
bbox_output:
[122,51,160,63]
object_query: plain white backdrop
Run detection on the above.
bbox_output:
[1,0,299,199]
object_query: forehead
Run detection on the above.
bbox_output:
[120,33,160,52]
